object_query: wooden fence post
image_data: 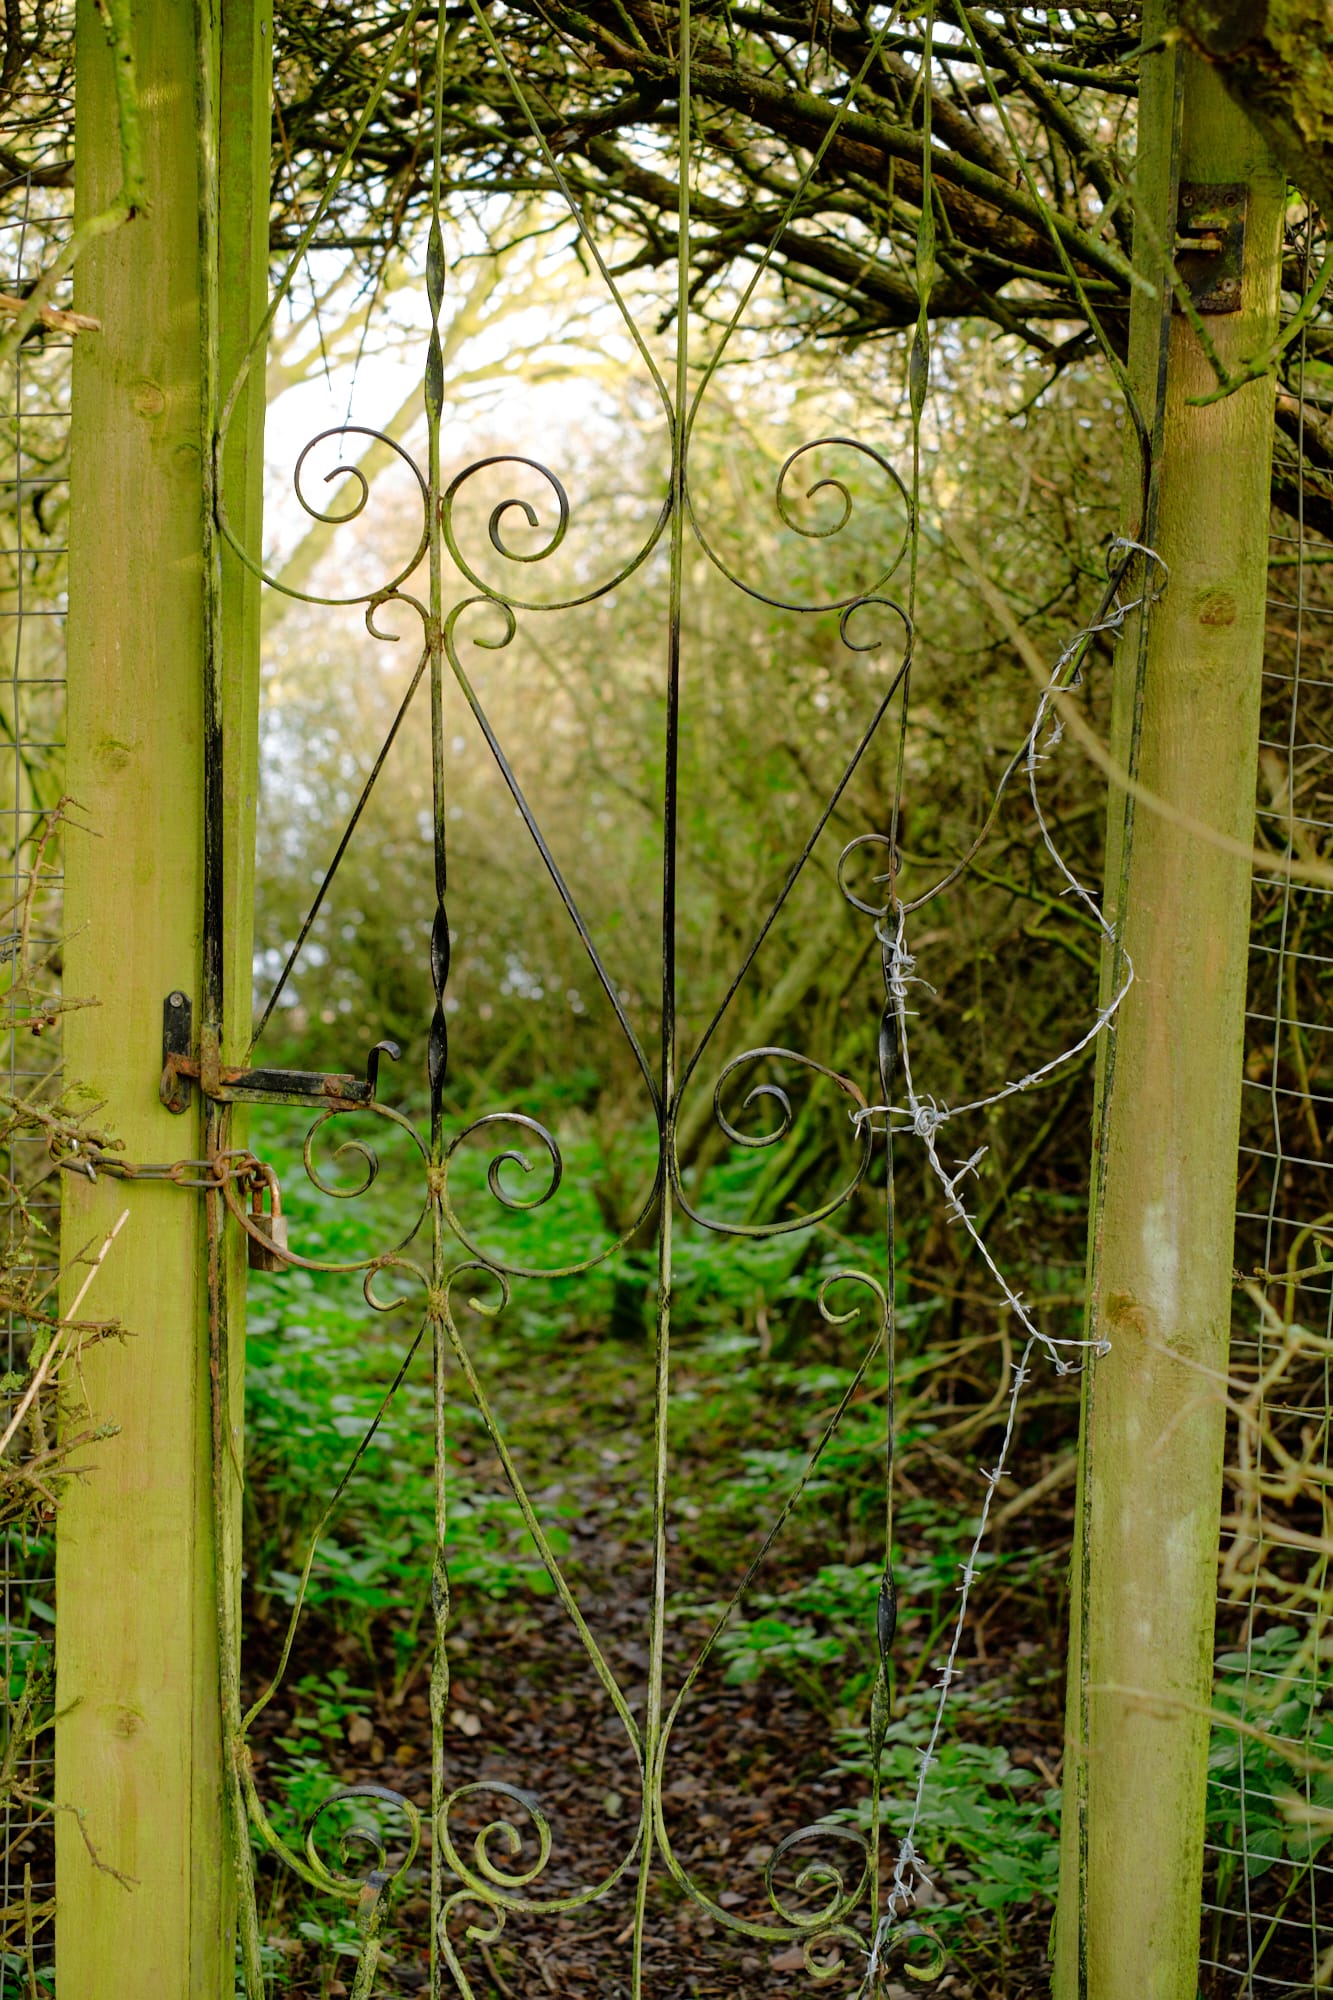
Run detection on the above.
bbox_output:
[1053,22,1285,2000]
[55,3,267,1993]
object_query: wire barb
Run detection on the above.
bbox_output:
[854,542,1156,1929]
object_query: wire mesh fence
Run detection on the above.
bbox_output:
[0,163,72,1992]
[1207,206,1333,1994]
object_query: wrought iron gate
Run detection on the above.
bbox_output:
[188,7,1126,1993]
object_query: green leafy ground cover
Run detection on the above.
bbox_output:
[226,1116,1333,2000]
[236,1114,1080,1997]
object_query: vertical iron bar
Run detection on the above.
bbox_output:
[638,9,692,1989]
[426,16,450,1997]
[207,0,273,1989]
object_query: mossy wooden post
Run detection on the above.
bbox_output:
[55,2,268,1993]
[1054,20,1284,2000]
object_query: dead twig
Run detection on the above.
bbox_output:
[0,292,100,336]
[0,1209,129,1461]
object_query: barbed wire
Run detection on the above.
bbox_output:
[848,534,1169,1961]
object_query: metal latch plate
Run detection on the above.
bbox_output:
[1175,182,1246,315]
[160,992,400,1114]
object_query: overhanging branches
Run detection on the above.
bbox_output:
[261,0,1330,528]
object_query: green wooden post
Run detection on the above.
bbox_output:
[57,0,216,1989]
[1053,25,1284,2000]
[55,2,268,1993]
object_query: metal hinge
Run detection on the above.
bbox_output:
[1174,182,1247,315]
[160,991,400,1115]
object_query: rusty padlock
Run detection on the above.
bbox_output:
[247,1173,289,1273]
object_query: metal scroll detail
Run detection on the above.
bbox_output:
[202,7,1119,1996]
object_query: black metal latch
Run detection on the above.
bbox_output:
[1175,182,1246,315]
[160,991,400,1115]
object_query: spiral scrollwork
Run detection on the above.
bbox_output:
[364,589,427,644]
[360,1253,431,1318]
[440,1888,507,1952]
[810,1924,872,1982]
[685,435,912,615]
[293,430,375,528]
[302,1104,400,1201]
[878,1919,948,1986]
[815,1266,889,1332]
[442,1110,562,1223]
[239,1761,423,1925]
[485,1119,564,1212]
[444,593,517,658]
[437,1890,512,2000]
[652,1789,871,1947]
[764,1824,872,1932]
[838,832,899,919]
[776,438,910,561]
[439,1258,512,1327]
[217,1104,429,1280]
[838,594,913,657]
[440,1782,552,1895]
[775,453,856,539]
[435,1779,642,1918]
[302,1783,422,1896]
[447,454,569,574]
[214,7,970,1992]
[438,1110,663,1279]
[671,1046,872,1237]
[218,424,431,610]
[440,452,670,612]
[715,1076,795,1151]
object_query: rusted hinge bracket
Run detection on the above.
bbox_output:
[160,992,400,1115]
[1174,182,1247,315]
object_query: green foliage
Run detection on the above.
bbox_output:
[233,1933,297,1999]
[247,1251,572,1698]
[715,1614,850,1694]
[293,1912,371,1967]
[0,1954,54,1998]
[261,1672,374,1851]
[832,1686,1061,1944]
[242,1111,1082,1984]
[705,1531,1039,1727]
[1209,1627,1333,1883]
